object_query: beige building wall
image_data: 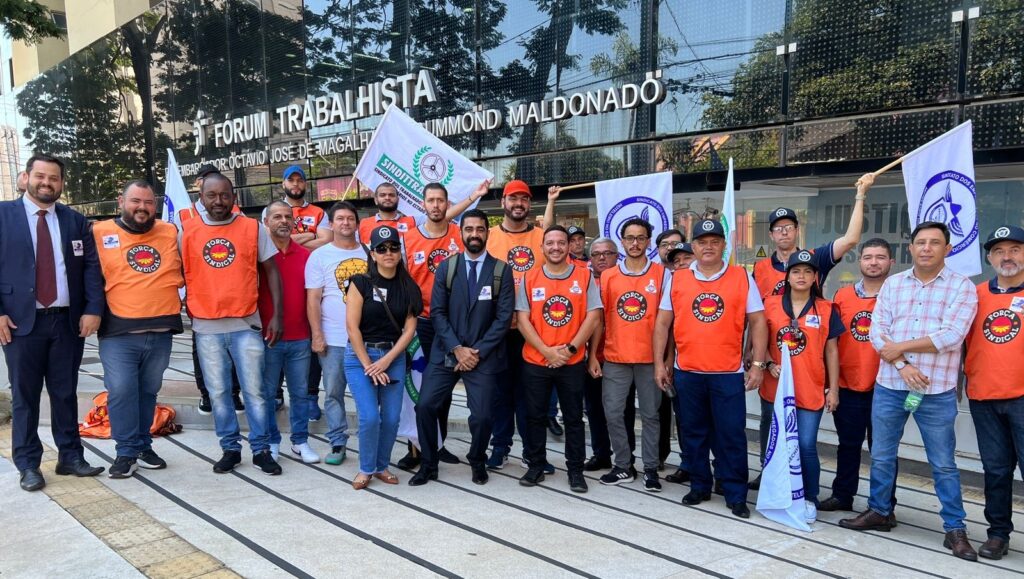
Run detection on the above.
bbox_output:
[10,0,68,87]
[67,0,155,55]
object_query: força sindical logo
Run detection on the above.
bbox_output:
[126,245,161,274]
[428,248,450,273]
[543,295,574,327]
[616,291,647,322]
[691,292,724,323]
[202,238,236,268]
[982,309,1020,344]
[507,246,536,272]
[776,326,807,356]
[850,311,873,342]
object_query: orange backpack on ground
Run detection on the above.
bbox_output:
[79,392,183,438]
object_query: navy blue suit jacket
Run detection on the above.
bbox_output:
[0,198,105,335]
[430,253,515,374]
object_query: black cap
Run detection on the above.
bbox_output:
[369,225,401,250]
[567,225,585,238]
[197,164,220,179]
[984,225,1024,251]
[667,242,693,262]
[785,249,818,272]
[769,207,799,229]
[692,219,725,239]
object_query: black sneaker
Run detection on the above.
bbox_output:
[568,470,588,493]
[198,395,212,415]
[643,469,662,492]
[547,417,563,437]
[253,450,282,475]
[213,450,241,473]
[233,394,245,414]
[599,466,635,486]
[108,456,137,479]
[519,466,546,486]
[137,449,167,470]
[583,456,612,471]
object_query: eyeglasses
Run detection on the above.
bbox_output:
[374,244,401,254]
[658,240,680,248]
[591,251,618,259]
[771,224,796,234]
[622,235,649,245]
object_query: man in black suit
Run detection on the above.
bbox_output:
[410,209,515,486]
[0,154,106,491]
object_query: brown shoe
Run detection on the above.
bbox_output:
[943,529,978,561]
[352,474,371,490]
[839,509,896,532]
[978,537,1009,560]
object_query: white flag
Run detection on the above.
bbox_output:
[721,158,737,265]
[355,105,493,218]
[755,343,812,532]
[398,335,440,451]
[595,172,674,262]
[901,120,980,276]
[162,148,194,229]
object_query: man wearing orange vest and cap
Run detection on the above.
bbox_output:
[357,181,485,246]
[486,179,559,470]
[653,219,768,518]
[181,173,285,476]
[276,165,332,250]
[93,181,185,479]
[966,225,1024,560]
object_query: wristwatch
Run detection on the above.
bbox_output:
[566,344,579,355]
[894,360,908,370]
[751,361,768,370]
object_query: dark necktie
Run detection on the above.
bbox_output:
[35,209,57,307]
[467,260,479,300]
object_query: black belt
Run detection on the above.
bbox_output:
[364,341,395,350]
[36,306,70,315]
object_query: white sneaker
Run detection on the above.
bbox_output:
[805,502,818,524]
[291,443,321,464]
[269,443,280,462]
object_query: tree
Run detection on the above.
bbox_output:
[0,0,64,43]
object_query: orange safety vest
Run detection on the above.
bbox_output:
[600,261,665,364]
[290,203,326,234]
[404,223,463,316]
[965,283,1024,401]
[753,257,787,299]
[359,214,417,245]
[92,220,183,319]
[486,224,546,289]
[670,265,750,372]
[761,295,835,410]
[521,264,592,366]
[181,215,260,319]
[832,285,879,392]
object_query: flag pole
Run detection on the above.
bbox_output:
[872,155,906,177]
[557,181,596,192]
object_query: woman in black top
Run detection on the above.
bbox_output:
[345,226,422,489]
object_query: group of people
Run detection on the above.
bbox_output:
[1,154,1022,563]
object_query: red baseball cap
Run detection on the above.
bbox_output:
[503,180,532,197]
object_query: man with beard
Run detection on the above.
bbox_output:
[0,154,106,491]
[400,182,485,469]
[276,166,331,250]
[357,182,483,245]
[818,239,896,512]
[964,225,1024,560]
[486,180,558,470]
[516,225,602,492]
[410,209,515,485]
[567,226,589,265]
[181,173,285,475]
[259,202,317,463]
[92,181,184,478]
[656,229,685,270]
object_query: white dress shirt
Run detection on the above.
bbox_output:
[23,194,70,308]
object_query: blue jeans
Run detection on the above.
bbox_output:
[344,346,405,475]
[195,329,272,454]
[869,386,966,531]
[263,339,312,445]
[321,345,350,448]
[98,332,173,457]
[760,399,823,505]
[970,396,1024,540]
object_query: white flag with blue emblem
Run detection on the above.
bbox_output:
[161,148,195,229]
[901,120,980,276]
[755,343,812,532]
[595,172,674,262]
[721,157,737,265]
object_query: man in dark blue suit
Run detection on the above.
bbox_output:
[0,154,106,491]
[410,209,515,485]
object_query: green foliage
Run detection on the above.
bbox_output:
[0,0,64,43]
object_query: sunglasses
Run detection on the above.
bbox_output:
[374,244,401,254]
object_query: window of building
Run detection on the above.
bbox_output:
[51,11,68,31]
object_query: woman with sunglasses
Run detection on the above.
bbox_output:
[345,226,422,489]
[757,251,844,524]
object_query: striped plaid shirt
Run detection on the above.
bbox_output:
[869,266,977,394]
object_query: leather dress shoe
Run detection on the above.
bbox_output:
[19,468,45,492]
[665,469,690,484]
[519,466,546,486]
[728,502,750,518]
[397,447,421,471]
[438,447,460,464]
[471,465,488,485]
[817,496,854,512]
[839,509,896,532]
[713,479,724,496]
[55,458,104,477]
[681,490,711,505]
[748,474,761,490]
[583,456,612,472]
[408,468,438,486]
[978,536,1009,560]
[943,529,978,561]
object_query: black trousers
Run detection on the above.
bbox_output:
[523,362,586,472]
[416,317,452,443]
[417,362,499,468]
[192,335,240,397]
[658,396,672,463]
[4,311,85,471]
